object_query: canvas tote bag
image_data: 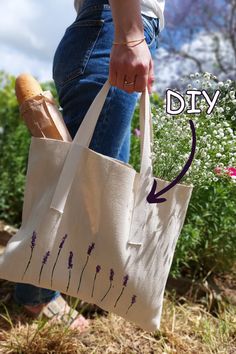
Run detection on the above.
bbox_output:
[0,79,193,331]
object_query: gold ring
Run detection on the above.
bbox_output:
[124,80,135,86]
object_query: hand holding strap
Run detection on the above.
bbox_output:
[50,80,153,213]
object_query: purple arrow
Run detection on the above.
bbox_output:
[147,119,196,204]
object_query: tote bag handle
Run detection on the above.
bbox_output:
[50,79,153,213]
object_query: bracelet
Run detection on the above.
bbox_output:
[112,37,146,45]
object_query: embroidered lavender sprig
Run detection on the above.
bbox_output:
[66,251,73,292]
[77,242,95,293]
[51,234,68,287]
[91,265,101,298]
[100,268,115,302]
[114,274,129,308]
[38,250,50,284]
[22,231,37,280]
[125,295,137,314]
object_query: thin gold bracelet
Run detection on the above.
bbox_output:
[112,37,146,45]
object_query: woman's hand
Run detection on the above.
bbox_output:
[108,0,154,94]
[109,40,154,94]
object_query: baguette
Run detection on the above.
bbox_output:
[15,73,72,141]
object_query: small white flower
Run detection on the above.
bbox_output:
[195,160,201,166]
[217,107,224,113]
[216,153,222,158]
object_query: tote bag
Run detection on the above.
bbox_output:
[0,79,193,331]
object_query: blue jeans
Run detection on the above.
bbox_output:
[14,0,160,307]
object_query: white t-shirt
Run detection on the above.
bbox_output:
[74,0,165,31]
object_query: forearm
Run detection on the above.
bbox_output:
[108,0,144,42]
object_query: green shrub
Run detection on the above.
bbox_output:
[0,72,56,226]
[0,72,30,226]
[172,181,236,279]
[130,72,236,279]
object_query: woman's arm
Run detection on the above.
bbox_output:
[108,0,154,94]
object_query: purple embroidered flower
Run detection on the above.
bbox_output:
[87,242,95,255]
[77,242,96,293]
[51,234,69,287]
[114,274,129,308]
[66,251,74,292]
[42,251,50,265]
[96,265,101,273]
[68,251,73,270]
[31,231,37,250]
[38,250,51,284]
[22,231,37,280]
[59,234,68,249]
[101,268,115,302]
[91,264,102,298]
[126,295,137,314]
[123,275,129,287]
[109,268,114,282]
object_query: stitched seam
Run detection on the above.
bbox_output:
[56,21,105,87]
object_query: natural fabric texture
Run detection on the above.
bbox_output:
[0,80,193,331]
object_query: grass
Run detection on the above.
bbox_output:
[0,284,235,354]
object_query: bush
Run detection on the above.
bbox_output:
[172,181,236,279]
[130,72,236,279]
[0,72,30,226]
[0,72,56,226]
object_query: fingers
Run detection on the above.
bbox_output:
[134,62,149,92]
[109,43,154,94]
[148,59,155,94]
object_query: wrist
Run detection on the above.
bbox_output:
[114,27,144,43]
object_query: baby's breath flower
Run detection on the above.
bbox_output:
[151,73,235,186]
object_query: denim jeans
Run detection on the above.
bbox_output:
[14,0,160,307]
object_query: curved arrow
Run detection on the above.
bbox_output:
[147,119,196,204]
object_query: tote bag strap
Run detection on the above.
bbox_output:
[50,79,153,213]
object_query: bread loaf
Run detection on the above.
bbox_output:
[15,73,43,105]
[15,73,72,141]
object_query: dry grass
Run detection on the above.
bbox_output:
[0,289,235,354]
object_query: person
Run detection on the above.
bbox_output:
[13,0,165,331]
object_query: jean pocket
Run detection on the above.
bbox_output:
[53,19,104,87]
[142,14,159,48]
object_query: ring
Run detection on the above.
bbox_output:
[124,80,135,86]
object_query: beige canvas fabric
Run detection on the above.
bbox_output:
[0,80,193,331]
